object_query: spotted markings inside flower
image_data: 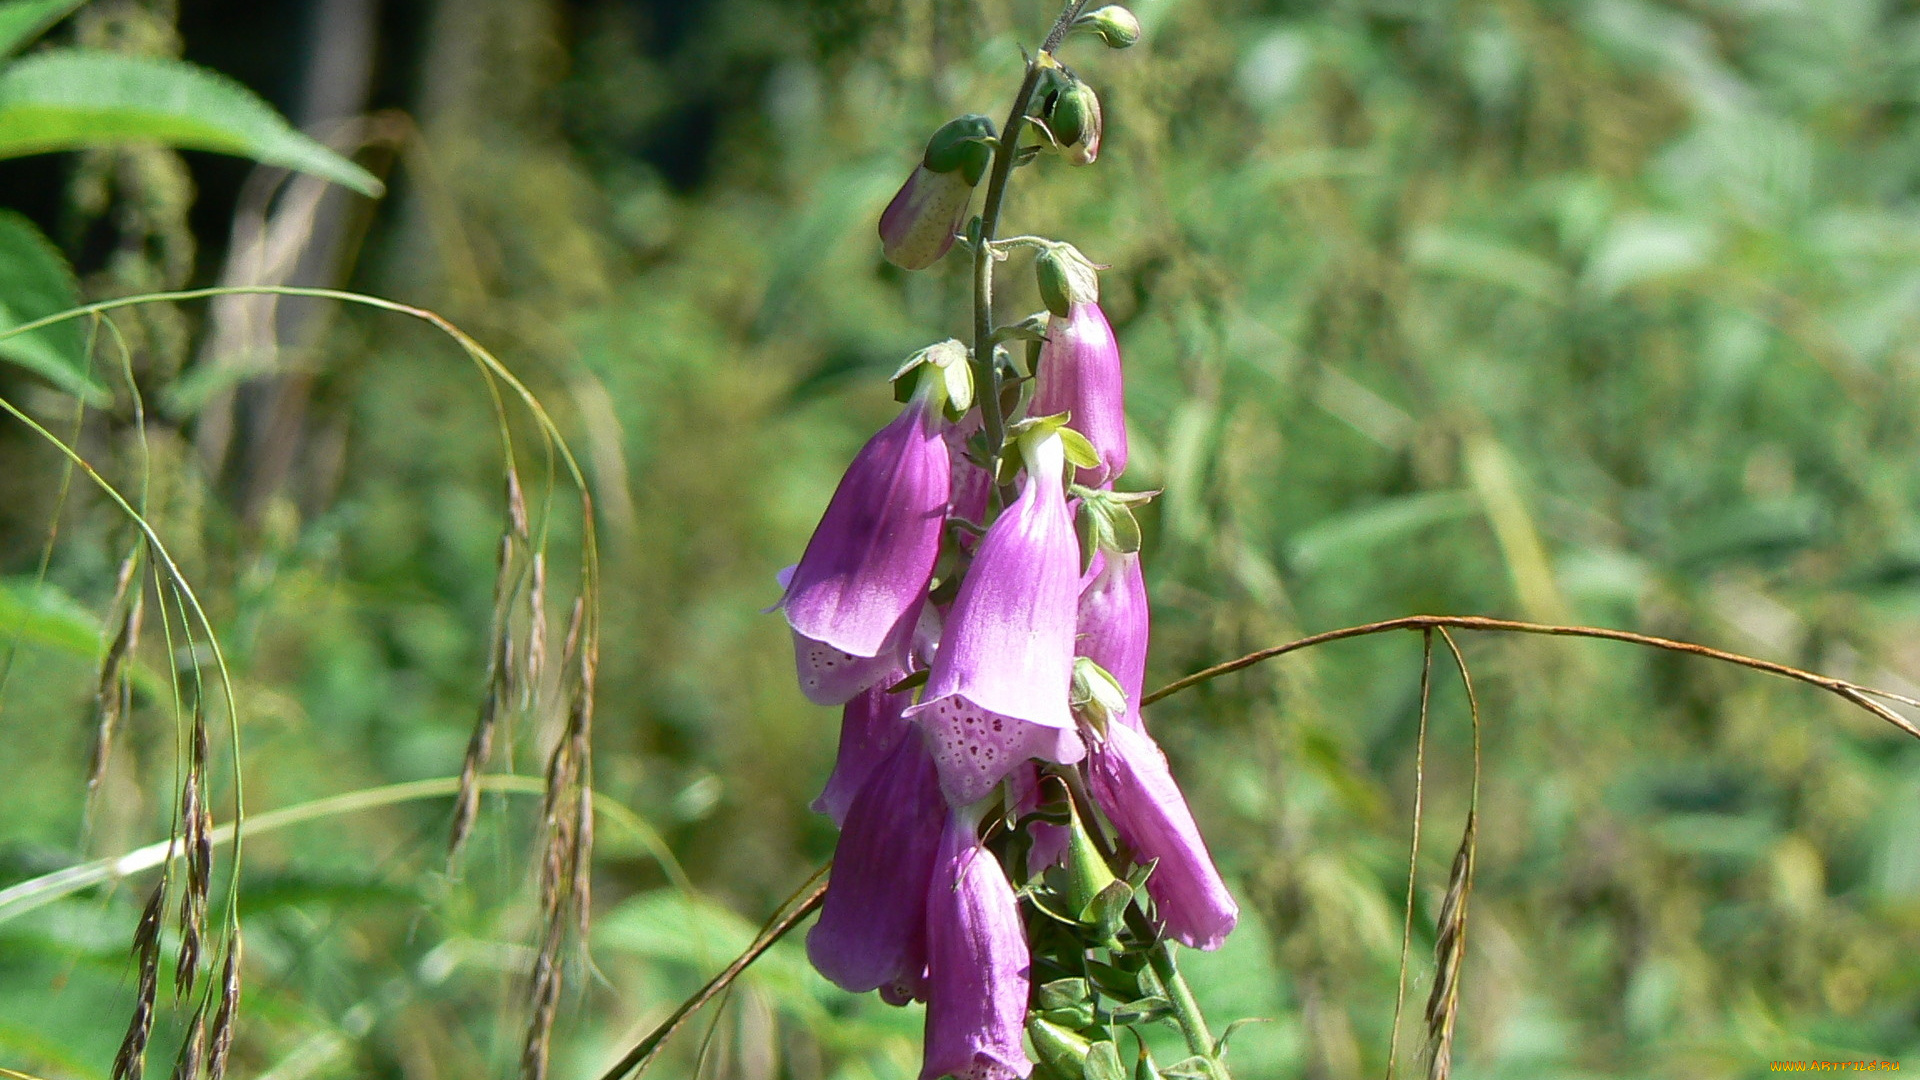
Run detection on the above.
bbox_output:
[917,694,1085,806]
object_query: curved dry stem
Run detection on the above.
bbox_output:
[596,867,830,1080]
[1141,614,1920,742]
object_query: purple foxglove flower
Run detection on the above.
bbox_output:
[811,674,915,826]
[807,732,946,999]
[907,435,1085,805]
[1085,721,1238,950]
[1029,302,1127,487]
[921,813,1033,1080]
[1076,549,1149,729]
[784,397,950,705]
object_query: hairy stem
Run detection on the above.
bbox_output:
[972,0,1090,489]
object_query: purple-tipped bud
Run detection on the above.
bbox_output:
[921,814,1033,1080]
[907,434,1086,805]
[881,166,976,271]
[881,115,995,271]
[812,674,915,826]
[784,397,950,705]
[1077,550,1149,728]
[1030,303,1126,487]
[1085,721,1238,950]
[808,732,946,998]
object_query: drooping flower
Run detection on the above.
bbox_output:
[811,674,915,826]
[807,731,946,1000]
[907,432,1085,805]
[921,813,1033,1080]
[783,396,950,705]
[1076,549,1148,727]
[1030,301,1126,487]
[880,115,996,271]
[1084,720,1238,950]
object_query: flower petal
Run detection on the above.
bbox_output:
[784,399,949,662]
[811,675,915,826]
[1076,549,1149,728]
[921,815,1033,1080]
[1085,721,1238,950]
[915,693,1086,806]
[807,732,945,994]
[1030,303,1126,486]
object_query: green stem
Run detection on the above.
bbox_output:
[1150,943,1226,1075]
[1052,764,1233,1078]
[971,0,1090,492]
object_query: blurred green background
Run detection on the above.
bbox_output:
[3,0,1920,1077]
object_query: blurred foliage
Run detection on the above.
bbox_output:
[3,0,1920,1078]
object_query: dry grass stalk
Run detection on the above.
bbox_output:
[205,939,240,1080]
[114,877,168,1080]
[524,551,547,712]
[521,597,594,1080]
[1423,810,1476,1080]
[176,712,213,997]
[449,518,525,864]
[87,549,146,804]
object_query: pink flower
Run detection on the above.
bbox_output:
[807,732,946,999]
[783,398,950,705]
[920,814,1033,1080]
[1085,721,1238,950]
[1030,302,1126,487]
[907,434,1085,805]
[1076,549,1148,727]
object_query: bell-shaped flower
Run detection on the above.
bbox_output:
[1085,720,1238,950]
[880,115,995,271]
[1076,550,1148,728]
[811,673,915,826]
[1029,301,1126,487]
[807,731,946,1000]
[783,395,950,705]
[906,432,1085,806]
[921,812,1033,1080]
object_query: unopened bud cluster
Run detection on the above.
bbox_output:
[780,10,1236,1080]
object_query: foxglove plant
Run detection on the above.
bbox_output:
[779,5,1243,1078]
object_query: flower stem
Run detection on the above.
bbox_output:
[1149,943,1228,1077]
[1053,763,1234,1078]
[972,0,1090,494]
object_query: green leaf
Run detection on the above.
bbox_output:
[0,577,164,699]
[0,0,86,56]
[0,210,108,402]
[0,50,384,196]
[1085,1041,1126,1080]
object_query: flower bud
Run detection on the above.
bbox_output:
[1046,79,1102,166]
[879,115,996,270]
[1034,243,1101,318]
[1074,5,1142,48]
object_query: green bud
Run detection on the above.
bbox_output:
[1035,242,1102,317]
[922,114,997,186]
[1028,1017,1093,1078]
[1049,80,1103,166]
[1075,6,1142,49]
